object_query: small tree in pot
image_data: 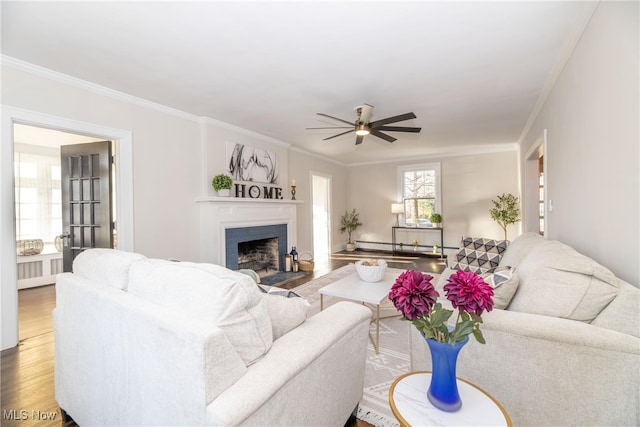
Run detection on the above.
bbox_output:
[490,193,521,240]
[340,209,363,252]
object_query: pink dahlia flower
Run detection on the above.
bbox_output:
[389,270,438,320]
[444,269,494,316]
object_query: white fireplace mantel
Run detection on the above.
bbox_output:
[196,197,302,266]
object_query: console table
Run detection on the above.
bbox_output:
[392,226,444,258]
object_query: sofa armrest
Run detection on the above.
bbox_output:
[55,273,247,426]
[409,308,640,426]
[206,301,372,426]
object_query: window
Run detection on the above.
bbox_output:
[398,163,441,226]
[14,150,62,243]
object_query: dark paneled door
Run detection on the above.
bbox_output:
[60,141,114,272]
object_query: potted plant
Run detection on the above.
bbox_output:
[340,209,363,252]
[212,174,233,197]
[429,213,442,227]
[490,193,521,240]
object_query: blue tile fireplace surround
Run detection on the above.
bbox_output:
[225,224,288,271]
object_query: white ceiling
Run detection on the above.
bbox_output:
[1,1,596,165]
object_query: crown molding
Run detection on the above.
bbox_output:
[202,116,291,148]
[1,54,203,123]
[346,143,519,167]
[288,145,347,167]
[1,55,293,149]
[518,1,599,143]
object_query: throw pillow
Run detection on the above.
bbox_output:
[262,293,310,340]
[481,266,520,309]
[238,269,261,284]
[450,236,509,274]
[508,240,619,322]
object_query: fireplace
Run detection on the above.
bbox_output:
[225,224,288,273]
[237,237,279,273]
[197,197,300,268]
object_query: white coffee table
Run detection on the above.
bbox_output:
[318,268,403,354]
[389,371,512,426]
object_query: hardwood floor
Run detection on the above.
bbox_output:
[1,251,443,426]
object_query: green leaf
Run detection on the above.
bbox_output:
[472,328,486,344]
[453,320,474,341]
[430,304,453,328]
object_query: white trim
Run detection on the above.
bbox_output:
[349,143,518,167]
[203,117,291,149]
[1,55,199,123]
[2,55,293,150]
[0,105,135,350]
[289,145,347,167]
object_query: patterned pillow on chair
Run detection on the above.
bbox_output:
[450,236,509,274]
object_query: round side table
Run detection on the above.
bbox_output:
[389,371,512,427]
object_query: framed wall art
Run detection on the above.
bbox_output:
[226,142,279,184]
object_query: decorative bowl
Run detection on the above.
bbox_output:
[355,259,388,282]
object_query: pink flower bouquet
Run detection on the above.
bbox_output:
[388,269,494,344]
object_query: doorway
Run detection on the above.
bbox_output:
[13,125,116,340]
[524,129,547,236]
[311,173,331,265]
[2,106,134,350]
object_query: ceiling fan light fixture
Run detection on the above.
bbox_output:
[355,124,370,136]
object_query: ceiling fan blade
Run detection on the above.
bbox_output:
[370,130,397,143]
[355,135,365,145]
[317,113,355,126]
[306,126,353,130]
[323,129,355,141]
[376,126,422,133]
[370,112,417,128]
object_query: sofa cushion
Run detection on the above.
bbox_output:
[72,248,147,290]
[498,232,546,268]
[450,236,509,274]
[508,240,619,322]
[128,259,272,365]
[263,293,309,340]
[481,266,520,309]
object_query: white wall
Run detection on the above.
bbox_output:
[0,60,326,349]
[348,150,520,252]
[2,64,203,261]
[520,1,639,286]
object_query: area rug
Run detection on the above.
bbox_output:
[259,271,309,286]
[283,264,438,427]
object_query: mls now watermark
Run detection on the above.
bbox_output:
[3,409,58,421]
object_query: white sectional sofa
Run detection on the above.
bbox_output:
[54,249,371,426]
[410,233,639,426]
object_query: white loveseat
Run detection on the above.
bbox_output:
[54,249,371,426]
[409,233,639,426]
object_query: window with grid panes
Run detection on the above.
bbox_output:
[398,163,441,226]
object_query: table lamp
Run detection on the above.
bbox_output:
[391,203,404,226]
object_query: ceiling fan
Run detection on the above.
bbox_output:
[307,104,421,145]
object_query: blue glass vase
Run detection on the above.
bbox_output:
[424,335,469,412]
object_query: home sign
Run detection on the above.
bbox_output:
[234,183,284,199]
